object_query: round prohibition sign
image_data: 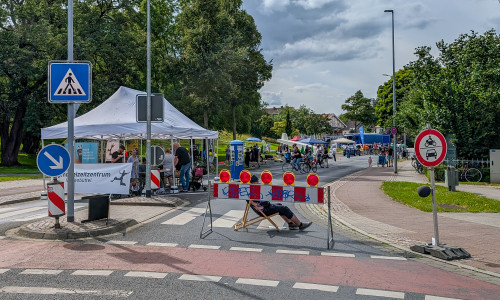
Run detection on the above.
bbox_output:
[414,129,447,167]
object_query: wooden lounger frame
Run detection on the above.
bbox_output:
[233,200,281,232]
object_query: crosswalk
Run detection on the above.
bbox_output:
[162,207,286,230]
[0,204,86,223]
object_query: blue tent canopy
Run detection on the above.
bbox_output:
[246,137,262,142]
[298,137,327,145]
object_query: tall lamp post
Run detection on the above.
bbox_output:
[385,9,397,174]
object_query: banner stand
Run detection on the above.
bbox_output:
[200,181,214,238]
[327,186,335,249]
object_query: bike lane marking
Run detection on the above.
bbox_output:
[1,240,499,300]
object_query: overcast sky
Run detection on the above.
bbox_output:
[242,0,500,116]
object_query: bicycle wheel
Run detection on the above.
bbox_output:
[417,164,424,174]
[282,162,293,172]
[300,162,310,174]
[465,168,482,182]
[320,158,327,168]
[311,163,317,173]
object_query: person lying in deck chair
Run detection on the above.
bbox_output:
[250,175,312,231]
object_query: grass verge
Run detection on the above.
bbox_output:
[382,181,500,213]
[0,176,42,182]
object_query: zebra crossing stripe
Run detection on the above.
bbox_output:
[212,210,245,228]
[0,269,9,274]
[0,207,44,219]
[161,207,205,225]
[0,236,5,240]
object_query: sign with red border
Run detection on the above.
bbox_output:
[414,129,447,167]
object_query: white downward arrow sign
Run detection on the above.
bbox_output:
[44,152,63,169]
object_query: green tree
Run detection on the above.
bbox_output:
[341,90,377,132]
[375,67,413,128]
[404,30,500,158]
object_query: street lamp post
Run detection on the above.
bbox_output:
[385,9,397,174]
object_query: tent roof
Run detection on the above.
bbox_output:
[298,137,327,145]
[41,86,218,140]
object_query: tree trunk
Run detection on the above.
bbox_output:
[0,96,28,166]
[232,106,236,140]
[203,110,208,129]
[22,132,40,154]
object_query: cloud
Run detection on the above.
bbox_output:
[291,83,328,93]
[261,90,283,106]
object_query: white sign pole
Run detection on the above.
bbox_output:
[430,166,439,245]
[67,0,75,222]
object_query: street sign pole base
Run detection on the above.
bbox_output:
[410,243,471,260]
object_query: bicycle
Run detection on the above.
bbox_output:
[458,163,482,182]
[411,155,424,174]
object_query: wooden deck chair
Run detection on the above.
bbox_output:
[233,200,281,232]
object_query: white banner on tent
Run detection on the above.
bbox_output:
[58,163,132,194]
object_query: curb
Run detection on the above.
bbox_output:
[110,197,184,207]
[16,219,138,240]
[0,196,40,206]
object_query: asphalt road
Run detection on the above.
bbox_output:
[1,156,500,299]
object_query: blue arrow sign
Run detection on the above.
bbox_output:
[48,61,92,103]
[37,145,71,177]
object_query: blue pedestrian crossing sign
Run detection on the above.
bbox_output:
[37,144,71,177]
[48,61,92,103]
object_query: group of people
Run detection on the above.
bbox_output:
[284,143,330,169]
[244,145,261,168]
[111,142,193,195]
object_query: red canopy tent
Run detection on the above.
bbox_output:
[290,136,300,141]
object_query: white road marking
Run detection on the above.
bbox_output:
[236,278,280,287]
[276,250,309,255]
[356,288,405,299]
[179,274,221,282]
[146,242,178,247]
[71,270,113,276]
[212,210,244,228]
[293,282,339,292]
[321,252,355,258]
[425,296,462,300]
[13,205,85,222]
[256,215,285,230]
[0,207,45,219]
[0,236,5,240]
[162,207,205,225]
[188,244,220,250]
[0,269,9,274]
[124,271,168,279]
[20,269,63,275]
[370,255,407,261]
[0,286,132,297]
[229,247,263,252]
[106,240,138,245]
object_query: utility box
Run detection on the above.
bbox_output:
[445,166,459,191]
[490,149,500,183]
[229,140,245,180]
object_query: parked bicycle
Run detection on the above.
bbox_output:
[411,155,424,174]
[457,163,482,182]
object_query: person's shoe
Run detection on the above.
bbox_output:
[299,222,312,231]
[180,189,188,193]
[288,222,299,230]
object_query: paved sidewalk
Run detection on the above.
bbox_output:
[0,178,44,206]
[325,159,500,275]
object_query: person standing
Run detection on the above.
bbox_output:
[111,145,125,163]
[162,149,174,188]
[173,142,191,192]
[225,145,231,165]
[127,148,139,179]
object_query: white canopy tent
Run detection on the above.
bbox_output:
[41,86,218,140]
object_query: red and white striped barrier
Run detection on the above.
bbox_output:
[47,182,65,217]
[151,169,161,189]
[213,183,324,204]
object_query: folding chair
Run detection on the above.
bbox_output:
[233,200,281,232]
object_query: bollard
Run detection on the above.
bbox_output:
[445,166,459,191]
[47,179,65,229]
